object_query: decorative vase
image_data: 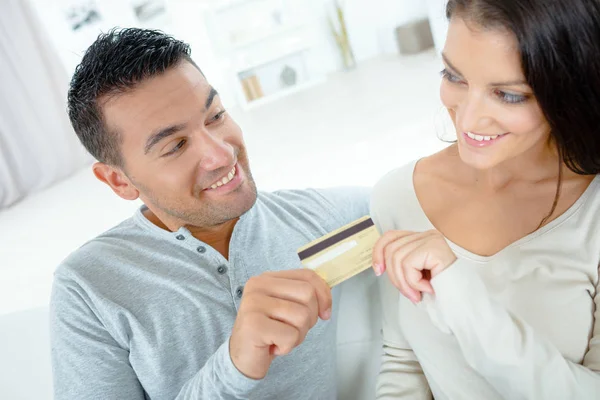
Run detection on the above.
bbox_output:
[328,1,356,70]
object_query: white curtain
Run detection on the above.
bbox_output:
[0,0,91,209]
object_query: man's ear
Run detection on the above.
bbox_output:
[93,162,140,201]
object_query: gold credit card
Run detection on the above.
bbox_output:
[297,216,380,287]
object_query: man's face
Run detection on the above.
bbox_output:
[101,61,257,228]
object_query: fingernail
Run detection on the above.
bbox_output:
[323,308,332,320]
[373,264,382,276]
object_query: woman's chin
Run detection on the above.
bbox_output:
[457,144,505,171]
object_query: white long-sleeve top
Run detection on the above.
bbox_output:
[371,160,600,400]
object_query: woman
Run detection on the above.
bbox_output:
[370,0,600,399]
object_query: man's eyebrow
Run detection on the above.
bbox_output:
[144,123,187,155]
[144,87,218,155]
[205,87,219,110]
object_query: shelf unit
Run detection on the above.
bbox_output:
[204,0,326,110]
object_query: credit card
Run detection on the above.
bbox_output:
[297,216,380,287]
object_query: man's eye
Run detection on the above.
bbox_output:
[163,139,186,157]
[209,110,226,124]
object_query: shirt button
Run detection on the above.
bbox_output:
[176,234,185,241]
[235,286,244,299]
[197,246,206,254]
[217,265,227,274]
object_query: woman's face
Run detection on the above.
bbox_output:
[441,17,551,170]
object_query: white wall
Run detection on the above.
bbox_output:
[28,0,433,109]
[29,0,140,75]
[169,0,430,108]
[168,0,232,104]
[345,0,429,61]
[426,0,449,52]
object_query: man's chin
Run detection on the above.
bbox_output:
[147,173,258,229]
[232,184,258,217]
[208,184,257,225]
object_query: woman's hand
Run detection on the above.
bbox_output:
[372,230,457,303]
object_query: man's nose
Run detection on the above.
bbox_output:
[193,129,235,171]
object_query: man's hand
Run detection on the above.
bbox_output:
[229,269,332,380]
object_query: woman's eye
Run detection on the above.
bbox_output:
[494,89,528,104]
[440,68,463,84]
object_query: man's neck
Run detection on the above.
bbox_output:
[142,208,239,260]
[188,218,239,260]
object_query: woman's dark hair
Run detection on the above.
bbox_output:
[446,0,600,227]
[446,0,600,176]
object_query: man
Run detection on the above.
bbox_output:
[50,28,370,399]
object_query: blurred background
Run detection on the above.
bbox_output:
[0,0,452,398]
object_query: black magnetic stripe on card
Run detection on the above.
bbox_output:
[298,218,374,260]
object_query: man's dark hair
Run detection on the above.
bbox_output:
[67,28,197,167]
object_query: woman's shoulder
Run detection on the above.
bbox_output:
[372,149,455,201]
[373,160,418,196]
[370,148,457,231]
[370,160,416,231]
[370,158,425,226]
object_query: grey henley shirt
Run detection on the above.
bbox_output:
[50,187,370,400]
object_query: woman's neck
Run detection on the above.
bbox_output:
[461,140,561,192]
